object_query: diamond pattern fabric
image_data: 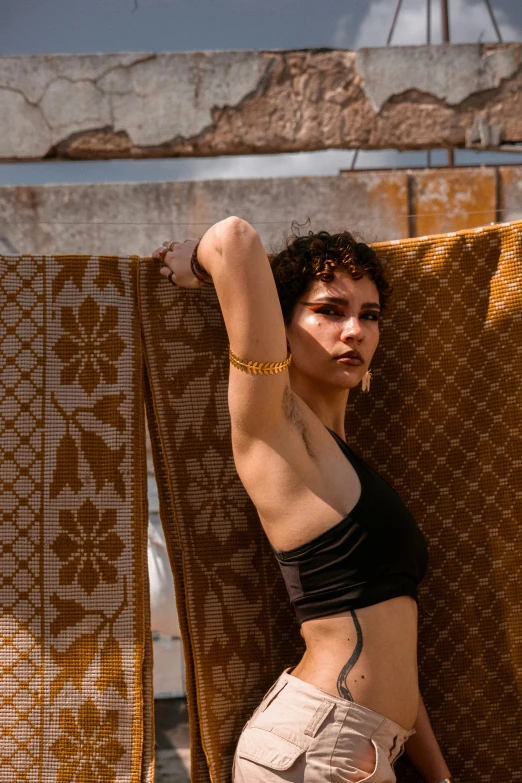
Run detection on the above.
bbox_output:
[141,220,522,783]
[0,255,153,783]
[370,223,522,782]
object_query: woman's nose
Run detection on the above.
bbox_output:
[341,317,363,339]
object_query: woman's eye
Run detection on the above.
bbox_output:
[316,307,339,316]
[314,308,380,321]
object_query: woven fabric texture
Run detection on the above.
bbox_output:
[141,220,522,783]
[370,222,522,782]
[3,221,520,783]
[139,262,304,783]
[0,255,153,783]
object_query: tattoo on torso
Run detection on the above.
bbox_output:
[336,610,363,701]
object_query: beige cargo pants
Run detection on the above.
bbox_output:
[233,669,414,782]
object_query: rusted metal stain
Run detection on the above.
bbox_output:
[411,168,497,237]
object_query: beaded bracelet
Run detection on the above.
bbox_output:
[190,241,213,286]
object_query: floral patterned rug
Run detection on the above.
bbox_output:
[0,255,153,783]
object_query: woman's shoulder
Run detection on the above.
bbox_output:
[231,395,359,540]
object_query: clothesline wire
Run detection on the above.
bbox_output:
[0,210,505,226]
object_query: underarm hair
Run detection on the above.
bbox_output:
[282,386,315,459]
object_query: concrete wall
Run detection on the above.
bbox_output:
[1,166,520,256]
[1,44,521,161]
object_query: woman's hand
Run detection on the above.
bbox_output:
[151,239,204,289]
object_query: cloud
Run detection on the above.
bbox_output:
[176,150,359,180]
[169,149,407,181]
[341,0,522,49]
[332,12,354,48]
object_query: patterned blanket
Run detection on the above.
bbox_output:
[139,262,303,783]
[140,220,522,783]
[0,255,153,783]
[2,219,521,783]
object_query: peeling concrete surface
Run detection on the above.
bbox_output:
[0,52,153,159]
[357,44,521,111]
[1,44,522,161]
[103,53,270,147]
[0,167,519,257]
[0,50,270,160]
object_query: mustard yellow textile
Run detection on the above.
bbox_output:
[0,255,153,783]
[141,220,522,783]
[2,220,521,783]
[138,265,302,783]
[371,223,522,782]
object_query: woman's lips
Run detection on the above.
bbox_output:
[337,357,363,366]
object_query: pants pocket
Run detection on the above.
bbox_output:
[331,735,392,783]
[236,726,307,771]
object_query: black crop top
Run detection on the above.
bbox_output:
[273,427,429,625]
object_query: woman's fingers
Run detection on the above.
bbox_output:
[154,250,176,267]
[152,246,177,261]
[152,240,204,289]
[159,265,205,289]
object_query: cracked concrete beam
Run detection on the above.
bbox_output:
[357,44,521,111]
[1,44,521,161]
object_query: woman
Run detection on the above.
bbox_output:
[152,218,453,783]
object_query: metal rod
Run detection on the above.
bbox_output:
[441,0,450,43]
[387,0,404,45]
[407,174,416,238]
[441,0,452,164]
[483,0,503,42]
[494,165,502,223]
[427,0,431,43]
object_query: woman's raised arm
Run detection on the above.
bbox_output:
[155,217,292,442]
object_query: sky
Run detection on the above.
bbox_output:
[1,0,522,185]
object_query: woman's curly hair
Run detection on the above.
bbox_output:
[270,229,394,324]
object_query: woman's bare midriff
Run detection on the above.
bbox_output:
[290,595,420,731]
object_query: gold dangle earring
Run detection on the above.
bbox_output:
[361,367,372,393]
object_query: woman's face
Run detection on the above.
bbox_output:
[285,270,381,391]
